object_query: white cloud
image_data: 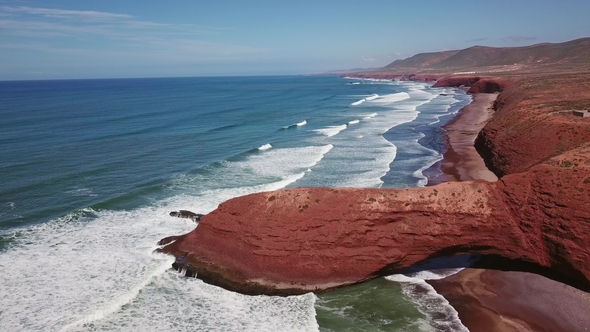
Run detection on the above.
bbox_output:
[0,5,264,60]
[1,6,132,20]
[505,35,537,42]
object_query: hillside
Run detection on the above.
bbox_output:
[380,37,590,73]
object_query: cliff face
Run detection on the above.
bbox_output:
[475,73,590,176]
[159,72,590,296]
[432,76,512,93]
[496,147,590,282]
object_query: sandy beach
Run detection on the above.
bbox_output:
[427,93,498,185]
[427,92,590,331]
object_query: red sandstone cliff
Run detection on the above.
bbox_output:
[475,73,590,176]
[160,144,590,295]
[432,76,512,93]
[159,72,590,296]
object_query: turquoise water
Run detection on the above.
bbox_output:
[0,76,470,331]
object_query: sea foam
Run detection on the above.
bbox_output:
[314,125,347,137]
[0,186,319,332]
[370,92,410,104]
[282,120,307,129]
[385,255,475,332]
[258,143,272,151]
[351,93,379,105]
[0,144,337,331]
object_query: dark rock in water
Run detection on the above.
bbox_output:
[169,210,204,222]
[158,235,180,246]
[171,252,198,278]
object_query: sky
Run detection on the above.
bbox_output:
[1,0,589,80]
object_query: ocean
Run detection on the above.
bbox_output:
[0,75,471,331]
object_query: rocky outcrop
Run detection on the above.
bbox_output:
[160,145,590,295]
[467,77,511,93]
[169,210,204,222]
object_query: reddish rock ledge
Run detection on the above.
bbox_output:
[159,73,590,296]
[160,146,590,295]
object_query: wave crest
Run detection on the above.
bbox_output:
[314,125,347,137]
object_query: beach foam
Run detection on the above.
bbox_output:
[297,81,459,189]
[0,141,337,331]
[385,255,475,332]
[0,179,320,332]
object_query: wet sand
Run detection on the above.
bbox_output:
[429,269,590,332]
[426,93,590,331]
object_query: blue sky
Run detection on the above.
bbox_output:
[1,0,589,80]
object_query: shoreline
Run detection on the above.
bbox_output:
[426,93,498,186]
[425,92,590,331]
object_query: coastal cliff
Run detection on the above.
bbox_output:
[475,73,590,176]
[159,44,590,295]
